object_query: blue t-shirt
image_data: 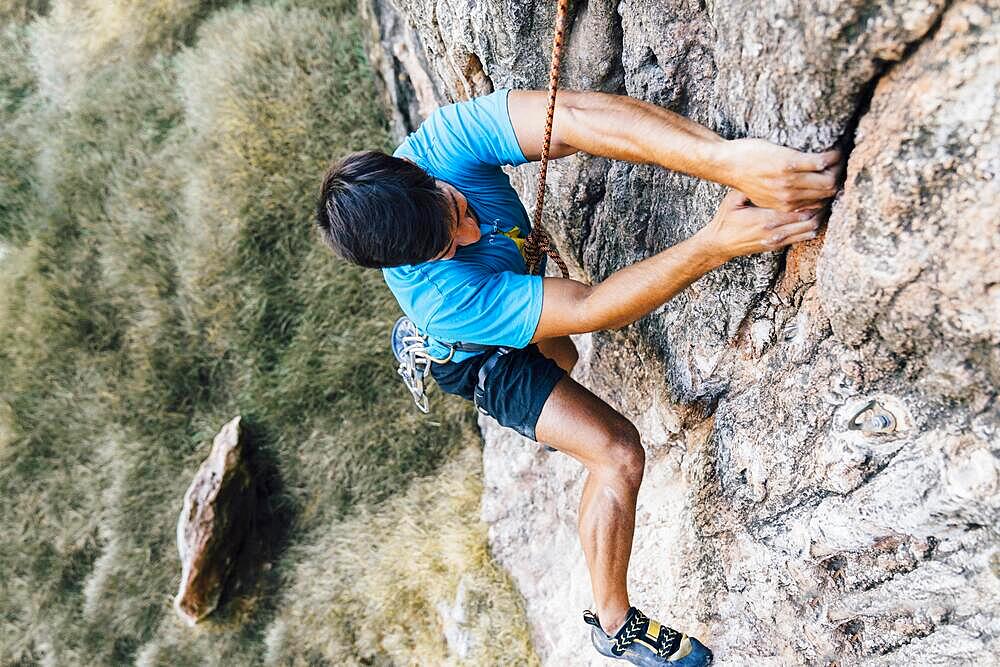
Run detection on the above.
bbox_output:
[383,89,543,362]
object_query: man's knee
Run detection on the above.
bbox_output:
[538,335,579,374]
[595,418,644,487]
[564,341,580,372]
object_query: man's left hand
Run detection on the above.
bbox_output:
[720,138,843,212]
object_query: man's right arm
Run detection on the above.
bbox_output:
[529,190,821,341]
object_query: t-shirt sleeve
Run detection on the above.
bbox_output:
[394,89,529,177]
[428,270,544,349]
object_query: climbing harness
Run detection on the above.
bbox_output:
[391,315,497,413]
[390,318,559,451]
[474,346,511,414]
[522,0,572,278]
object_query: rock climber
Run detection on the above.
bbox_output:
[315,89,841,666]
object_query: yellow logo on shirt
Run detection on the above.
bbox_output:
[501,225,527,260]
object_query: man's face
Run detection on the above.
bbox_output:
[431,180,481,261]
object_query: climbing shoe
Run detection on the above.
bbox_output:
[583,607,713,666]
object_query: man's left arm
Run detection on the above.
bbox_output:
[507,89,841,212]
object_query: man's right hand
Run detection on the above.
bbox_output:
[695,190,823,263]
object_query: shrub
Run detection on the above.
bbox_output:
[0,23,38,242]
[28,0,211,109]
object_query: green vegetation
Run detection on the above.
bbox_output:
[0,1,538,664]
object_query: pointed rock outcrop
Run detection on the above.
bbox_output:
[174,415,253,625]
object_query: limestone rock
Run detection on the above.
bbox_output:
[174,415,253,626]
[436,575,475,659]
[365,0,1000,663]
[360,0,445,139]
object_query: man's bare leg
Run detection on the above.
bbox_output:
[535,335,579,373]
[533,374,644,635]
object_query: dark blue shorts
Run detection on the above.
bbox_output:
[430,344,566,441]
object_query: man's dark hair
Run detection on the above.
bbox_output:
[315,150,452,268]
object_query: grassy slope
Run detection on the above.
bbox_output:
[0,1,538,664]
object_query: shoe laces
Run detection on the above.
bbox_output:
[603,608,684,659]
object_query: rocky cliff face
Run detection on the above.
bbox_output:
[363,1,999,663]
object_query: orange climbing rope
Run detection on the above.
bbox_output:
[523,0,571,278]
